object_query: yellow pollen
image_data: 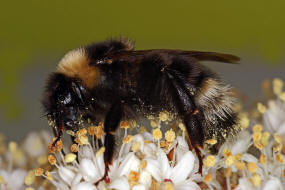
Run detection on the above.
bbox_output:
[139,126,147,134]
[49,139,63,152]
[88,126,96,136]
[225,155,235,167]
[252,124,263,133]
[8,141,18,153]
[75,135,89,145]
[76,128,87,136]
[150,120,158,128]
[0,176,3,184]
[253,131,262,142]
[48,143,56,153]
[128,170,139,182]
[165,129,176,142]
[120,121,130,129]
[273,78,283,96]
[34,168,44,176]
[273,143,282,153]
[45,171,53,181]
[276,154,284,164]
[160,140,169,148]
[234,154,242,161]
[250,174,261,187]
[95,125,104,139]
[234,161,245,170]
[273,133,281,143]
[24,170,35,186]
[205,139,217,145]
[96,147,105,157]
[70,144,79,153]
[204,173,212,183]
[48,155,57,165]
[225,167,232,177]
[65,153,77,163]
[159,111,169,122]
[239,113,250,129]
[25,188,35,190]
[259,154,267,165]
[152,128,162,140]
[123,135,133,144]
[140,160,147,169]
[37,155,48,165]
[144,140,153,144]
[164,182,174,190]
[0,144,7,155]
[261,132,270,147]
[257,102,266,114]
[254,141,264,150]
[178,122,186,131]
[247,162,258,174]
[66,130,75,136]
[131,142,141,152]
[203,155,216,168]
[222,148,232,157]
[279,92,285,102]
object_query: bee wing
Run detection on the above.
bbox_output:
[172,50,240,64]
[104,49,240,64]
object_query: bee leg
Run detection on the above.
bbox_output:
[103,102,123,163]
[52,121,65,155]
[184,111,204,174]
[166,70,204,173]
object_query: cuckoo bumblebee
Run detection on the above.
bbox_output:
[42,38,240,172]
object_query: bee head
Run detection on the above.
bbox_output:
[42,73,91,131]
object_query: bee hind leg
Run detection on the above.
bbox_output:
[165,70,204,173]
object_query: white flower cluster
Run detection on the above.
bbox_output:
[35,128,202,190]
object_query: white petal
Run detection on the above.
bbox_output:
[142,132,155,141]
[78,145,94,160]
[170,151,195,183]
[24,132,45,157]
[8,169,27,189]
[72,182,97,190]
[97,181,108,190]
[139,171,152,188]
[117,152,140,177]
[132,184,147,190]
[158,149,171,180]
[230,130,251,154]
[263,177,283,190]
[277,122,285,135]
[144,159,161,182]
[71,173,83,186]
[143,143,157,158]
[241,153,258,163]
[175,180,201,190]
[58,166,76,186]
[94,152,106,177]
[235,178,254,190]
[108,176,130,190]
[80,158,103,183]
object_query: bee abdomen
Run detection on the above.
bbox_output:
[195,78,239,142]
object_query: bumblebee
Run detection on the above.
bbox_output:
[42,38,240,171]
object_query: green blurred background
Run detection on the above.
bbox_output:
[1,0,285,140]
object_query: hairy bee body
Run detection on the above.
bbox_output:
[42,38,240,165]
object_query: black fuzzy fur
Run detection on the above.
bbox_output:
[42,39,240,163]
